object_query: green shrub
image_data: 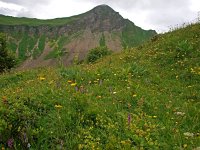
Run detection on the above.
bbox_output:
[0,33,16,73]
[86,46,112,63]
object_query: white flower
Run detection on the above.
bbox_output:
[27,143,31,148]
[183,132,194,137]
[174,112,185,116]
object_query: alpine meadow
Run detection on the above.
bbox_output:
[0,4,200,150]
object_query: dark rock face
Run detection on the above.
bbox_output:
[83,5,125,32]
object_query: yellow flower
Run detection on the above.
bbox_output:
[71,83,77,86]
[78,144,83,149]
[132,94,137,97]
[183,144,187,148]
[55,104,62,109]
[49,80,54,84]
[67,80,72,83]
[39,77,45,81]
[97,96,102,98]
[2,96,7,100]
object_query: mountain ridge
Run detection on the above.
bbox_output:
[0,5,156,69]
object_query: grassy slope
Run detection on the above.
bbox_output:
[0,23,199,149]
[122,20,156,48]
[0,14,84,26]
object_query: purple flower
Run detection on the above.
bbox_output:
[0,134,2,141]
[7,138,14,148]
[109,86,113,93]
[23,132,28,143]
[60,140,64,148]
[128,113,131,128]
[75,86,79,92]
[99,79,103,85]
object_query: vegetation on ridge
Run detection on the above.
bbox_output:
[0,14,83,26]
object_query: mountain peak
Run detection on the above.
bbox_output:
[89,4,117,15]
[82,4,124,32]
[93,4,113,9]
[94,4,112,9]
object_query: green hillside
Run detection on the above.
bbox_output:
[0,23,199,149]
[0,14,84,26]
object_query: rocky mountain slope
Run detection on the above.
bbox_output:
[0,5,156,69]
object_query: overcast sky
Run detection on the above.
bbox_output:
[0,0,200,33]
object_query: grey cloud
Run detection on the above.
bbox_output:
[0,0,50,18]
[146,8,196,31]
[0,7,18,16]
[141,0,195,31]
[16,9,34,18]
[79,0,135,10]
[0,0,49,6]
[0,7,33,18]
[81,0,191,10]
